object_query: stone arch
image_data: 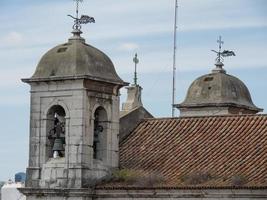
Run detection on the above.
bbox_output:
[93,106,108,161]
[43,100,70,119]
[46,105,66,159]
[92,103,111,122]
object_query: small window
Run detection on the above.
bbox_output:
[204,77,214,82]
[50,70,56,76]
[57,47,68,53]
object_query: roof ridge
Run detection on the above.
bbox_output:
[142,114,267,121]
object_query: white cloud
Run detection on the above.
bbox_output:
[1,0,266,48]
[0,32,23,47]
[0,2,251,42]
[118,43,139,51]
[180,20,267,32]
[113,43,267,76]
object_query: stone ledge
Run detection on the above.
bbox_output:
[19,188,95,197]
[19,187,267,198]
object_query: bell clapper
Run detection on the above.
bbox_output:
[53,151,60,158]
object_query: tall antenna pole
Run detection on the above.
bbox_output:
[172,0,178,117]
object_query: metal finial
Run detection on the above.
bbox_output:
[133,53,139,85]
[75,0,82,19]
[211,36,236,73]
[217,36,224,62]
[68,0,95,33]
[211,36,236,63]
[211,36,224,63]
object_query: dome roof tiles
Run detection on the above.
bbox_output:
[177,70,262,112]
[27,36,124,85]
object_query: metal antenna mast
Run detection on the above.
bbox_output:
[172,0,178,117]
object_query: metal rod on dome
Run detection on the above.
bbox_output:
[172,0,178,117]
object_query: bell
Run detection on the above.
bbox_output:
[52,138,64,152]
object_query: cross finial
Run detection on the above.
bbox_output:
[68,0,95,35]
[211,36,236,73]
[75,0,82,19]
[216,35,224,62]
[211,36,226,64]
[217,36,224,51]
[133,53,139,85]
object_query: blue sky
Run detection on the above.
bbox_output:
[0,0,266,181]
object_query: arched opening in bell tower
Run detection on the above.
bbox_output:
[46,105,66,159]
[93,107,108,161]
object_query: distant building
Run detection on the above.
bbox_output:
[15,172,26,183]
[0,181,4,200]
[1,180,26,200]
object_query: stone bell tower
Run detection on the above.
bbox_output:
[20,2,126,199]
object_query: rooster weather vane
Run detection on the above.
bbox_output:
[68,0,95,31]
[212,36,236,64]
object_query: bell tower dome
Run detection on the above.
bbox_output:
[20,2,127,198]
[176,36,262,116]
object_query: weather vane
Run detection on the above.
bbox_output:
[212,36,236,64]
[133,53,139,85]
[68,0,95,31]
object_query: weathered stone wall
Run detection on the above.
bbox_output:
[179,106,258,117]
[120,107,153,141]
[27,80,85,188]
[26,197,92,200]
[179,107,230,117]
[25,79,120,190]
[94,188,267,200]
[19,188,267,200]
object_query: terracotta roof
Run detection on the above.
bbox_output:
[117,115,267,188]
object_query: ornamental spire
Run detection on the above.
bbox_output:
[211,36,236,73]
[68,0,95,37]
[133,53,139,85]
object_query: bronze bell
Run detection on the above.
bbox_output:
[52,138,64,152]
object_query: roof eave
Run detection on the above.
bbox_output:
[21,75,129,87]
[175,103,263,112]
